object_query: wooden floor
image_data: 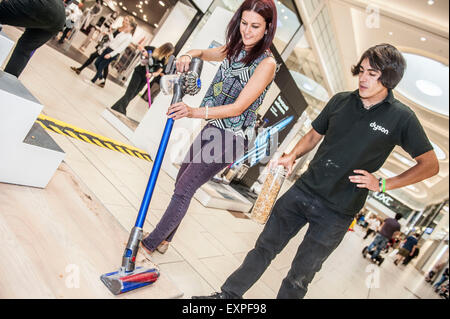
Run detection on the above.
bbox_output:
[0,163,182,298]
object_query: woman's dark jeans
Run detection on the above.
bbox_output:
[141,124,246,251]
[221,185,354,299]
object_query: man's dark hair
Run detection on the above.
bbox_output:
[351,43,406,89]
[395,213,403,220]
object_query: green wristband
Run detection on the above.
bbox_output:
[382,179,386,193]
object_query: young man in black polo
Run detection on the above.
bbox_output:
[193,43,439,299]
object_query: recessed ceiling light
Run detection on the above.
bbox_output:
[284,15,288,19]
[154,23,159,28]
[159,1,165,6]
[119,2,122,5]
[420,37,427,41]
[132,11,137,16]
[428,0,435,5]
[145,0,148,4]
[415,79,443,97]
[281,9,285,13]
[388,31,393,36]
[140,9,143,13]
[123,6,127,10]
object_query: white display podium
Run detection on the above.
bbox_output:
[0,70,65,188]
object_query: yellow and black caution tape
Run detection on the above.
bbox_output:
[36,114,152,162]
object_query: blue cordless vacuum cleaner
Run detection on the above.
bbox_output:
[101,56,203,295]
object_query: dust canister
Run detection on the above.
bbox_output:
[250,165,286,224]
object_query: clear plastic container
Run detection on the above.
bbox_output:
[250,165,286,224]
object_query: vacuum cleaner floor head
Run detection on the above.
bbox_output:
[100,267,160,295]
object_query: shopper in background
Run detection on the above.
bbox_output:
[71,15,135,87]
[364,213,402,262]
[426,261,448,283]
[194,42,439,299]
[88,19,136,86]
[394,232,420,265]
[58,1,83,44]
[402,244,420,266]
[139,0,277,257]
[363,215,381,239]
[433,267,449,291]
[110,42,174,115]
[0,0,66,77]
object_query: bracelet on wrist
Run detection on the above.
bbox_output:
[378,177,386,193]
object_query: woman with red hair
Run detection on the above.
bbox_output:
[140,0,278,255]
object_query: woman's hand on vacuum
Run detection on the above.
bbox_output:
[105,54,111,59]
[176,54,192,73]
[167,102,193,120]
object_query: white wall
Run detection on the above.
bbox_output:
[149,1,198,48]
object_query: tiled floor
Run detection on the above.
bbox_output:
[1,25,442,299]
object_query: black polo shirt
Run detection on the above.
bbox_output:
[296,89,433,216]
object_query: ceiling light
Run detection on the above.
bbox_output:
[420,37,427,41]
[132,11,137,16]
[388,31,393,36]
[145,0,148,4]
[123,6,127,10]
[119,2,122,5]
[284,15,288,19]
[281,9,285,13]
[415,79,443,97]
[154,24,159,28]
[159,1,165,6]
[140,9,143,13]
[430,141,446,160]
[428,0,434,5]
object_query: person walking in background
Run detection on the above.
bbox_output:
[426,261,448,283]
[110,42,174,116]
[433,267,449,291]
[87,19,136,86]
[0,0,66,77]
[71,15,135,88]
[363,215,381,239]
[394,233,420,265]
[402,245,420,266]
[58,1,83,44]
[364,213,402,262]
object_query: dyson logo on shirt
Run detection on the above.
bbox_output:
[370,122,389,135]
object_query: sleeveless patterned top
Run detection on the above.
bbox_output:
[200,49,274,141]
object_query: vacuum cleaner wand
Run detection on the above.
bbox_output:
[101,57,203,295]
